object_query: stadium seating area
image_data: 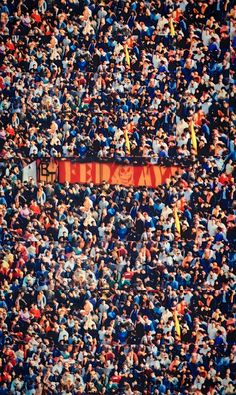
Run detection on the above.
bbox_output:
[0,1,235,394]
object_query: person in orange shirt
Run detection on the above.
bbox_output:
[176,300,186,315]
[177,196,186,212]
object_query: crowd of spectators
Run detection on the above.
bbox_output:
[0,0,234,164]
[0,157,236,394]
[0,0,236,394]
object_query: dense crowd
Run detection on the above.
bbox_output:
[0,0,236,394]
[0,0,234,164]
[0,158,236,395]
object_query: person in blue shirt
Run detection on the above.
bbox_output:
[117,223,128,241]
[208,37,220,54]
[117,326,128,344]
[0,192,7,206]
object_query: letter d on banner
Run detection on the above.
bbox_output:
[100,163,111,184]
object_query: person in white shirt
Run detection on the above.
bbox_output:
[58,222,69,239]
[161,205,172,220]
[64,257,75,271]
[206,271,218,286]
[176,118,189,138]
[208,218,218,237]
[202,27,212,46]
[29,141,38,156]
[208,321,218,340]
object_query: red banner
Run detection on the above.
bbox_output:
[57,161,180,188]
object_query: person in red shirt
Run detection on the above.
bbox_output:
[123,267,134,280]
[30,303,41,319]
[6,125,15,136]
[29,200,41,216]
[31,9,42,23]
[110,371,122,384]
[5,39,14,51]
